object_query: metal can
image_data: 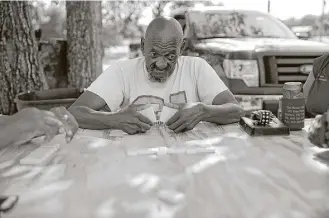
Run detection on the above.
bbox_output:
[281,82,305,130]
[278,97,282,120]
[282,82,304,99]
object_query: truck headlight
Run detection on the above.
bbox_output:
[223,59,259,87]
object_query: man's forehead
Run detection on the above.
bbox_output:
[145,34,182,46]
[151,45,178,53]
[145,19,183,43]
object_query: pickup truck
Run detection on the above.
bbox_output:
[130,6,329,114]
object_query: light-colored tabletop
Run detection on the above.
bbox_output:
[1,119,329,218]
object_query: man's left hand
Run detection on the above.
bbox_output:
[166,103,205,133]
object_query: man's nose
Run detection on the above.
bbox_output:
[155,58,168,70]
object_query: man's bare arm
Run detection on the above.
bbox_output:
[68,91,116,129]
[201,90,245,125]
[68,91,153,133]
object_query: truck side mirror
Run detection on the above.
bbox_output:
[295,32,309,40]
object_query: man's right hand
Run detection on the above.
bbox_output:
[111,105,153,135]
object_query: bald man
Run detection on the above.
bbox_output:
[69,17,244,134]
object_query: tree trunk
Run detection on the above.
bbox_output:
[0,1,48,115]
[66,1,103,90]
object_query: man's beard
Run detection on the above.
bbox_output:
[147,65,172,83]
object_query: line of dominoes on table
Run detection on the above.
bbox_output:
[126,146,218,156]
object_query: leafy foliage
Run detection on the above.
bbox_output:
[29,0,226,47]
[150,0,223,17]
[30,1,66,39]
[102,0,148,40]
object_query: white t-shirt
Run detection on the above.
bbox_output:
[87,56,228,112]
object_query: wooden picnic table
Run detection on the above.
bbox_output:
[1,119,329,218]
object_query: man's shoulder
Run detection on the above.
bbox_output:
[114,57,145,68]
[179,56,206,65]
[313,54,329,76]
[177,56,211,81]
[313,54,329,67]
[178,56,208,74]
[314,54,329,62]
[103,57,145,75]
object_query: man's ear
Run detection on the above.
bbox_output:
[141,37,145,55]
[180,38,187,55]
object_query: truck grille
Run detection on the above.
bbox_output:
[263,55,319,84]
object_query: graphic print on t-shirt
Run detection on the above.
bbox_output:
[131,95,164,120]
[131,91,188,120]
[86,56,229,113]
[169,91,187,105]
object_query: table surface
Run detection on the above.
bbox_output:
[1,119,329,218]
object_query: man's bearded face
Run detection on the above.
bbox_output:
[143,37,182,83]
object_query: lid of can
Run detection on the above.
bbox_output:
[283,82,302,91]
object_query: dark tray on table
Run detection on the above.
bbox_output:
[239,117,290,136]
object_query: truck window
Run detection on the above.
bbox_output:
[188,11,297,39]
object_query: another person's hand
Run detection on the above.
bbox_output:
[166,103,205,133]
[9,107,77,146]
[111,105,153,135]
[308,113,329,148]
[50,106,79,142]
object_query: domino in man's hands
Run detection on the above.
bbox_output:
[137,106,157,123]
[160,106,178,124]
